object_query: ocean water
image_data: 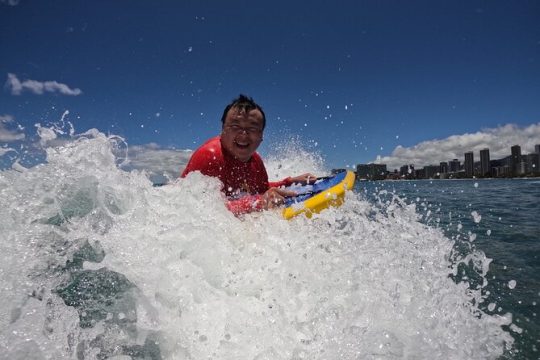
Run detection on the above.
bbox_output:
[361,179,540,359]
[0,127,534,359]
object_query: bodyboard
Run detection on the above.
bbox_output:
[282,170,356,219]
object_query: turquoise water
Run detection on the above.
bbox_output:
[361,179,540,359]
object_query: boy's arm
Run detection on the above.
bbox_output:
[268,173,317,188]
[226,188,297,216]
[226,195,264,215]
[268,177,292,188]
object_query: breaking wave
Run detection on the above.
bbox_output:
[0,125,514,359]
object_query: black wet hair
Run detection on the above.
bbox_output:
[220,94,266,130]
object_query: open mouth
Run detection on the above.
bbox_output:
[234,140,250,149]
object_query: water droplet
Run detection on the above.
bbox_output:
[471,211,481,223]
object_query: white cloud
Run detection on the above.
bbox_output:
[0,0,20,6]
[0,114,25,142]
[374,123,540,170]
[5,73,82,96]
[120,143,193,184]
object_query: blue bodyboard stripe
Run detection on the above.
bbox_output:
[283,171,346,206]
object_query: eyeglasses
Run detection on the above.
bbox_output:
[224,124,263,135]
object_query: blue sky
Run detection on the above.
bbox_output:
[1,0,539,174]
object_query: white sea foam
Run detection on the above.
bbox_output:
[0,126,515,359]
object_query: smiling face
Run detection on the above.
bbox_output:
[221,107,264,162]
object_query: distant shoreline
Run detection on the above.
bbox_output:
[359,176,539,182]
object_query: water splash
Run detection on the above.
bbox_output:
[265,135,327,180]
[0,127,514,359]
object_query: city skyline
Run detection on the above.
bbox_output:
[373,123,540,171]
[357,143,540,180]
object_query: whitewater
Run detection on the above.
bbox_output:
[0,126,515,359]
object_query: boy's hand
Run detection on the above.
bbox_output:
[289,173,317,185]
[261,188,297,209]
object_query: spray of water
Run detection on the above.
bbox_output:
[0,124,514,359]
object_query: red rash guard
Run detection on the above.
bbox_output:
[181,136,292,215]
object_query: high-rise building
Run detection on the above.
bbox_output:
[449,159,460,173]
[524,153,540,174]
[535,144,540,154]
[424,165,439,179]
[511,145,521,175]
[533,155,540,174]
[400,164,414,178]
[464,152,474,177]
[356,164,387,180]
[480,148,490,177]
[439,162,448,174]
